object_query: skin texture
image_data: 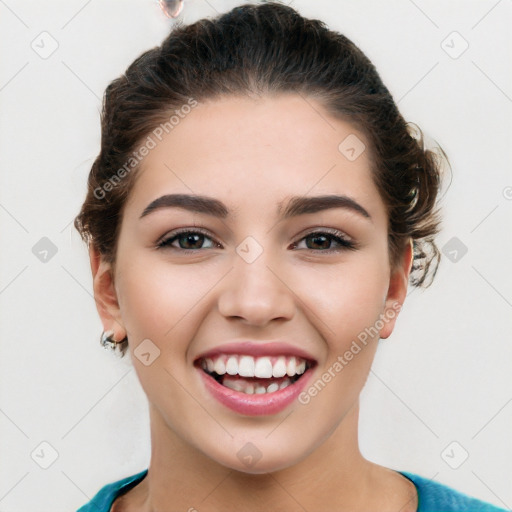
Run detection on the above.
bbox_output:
[90,94,418,511]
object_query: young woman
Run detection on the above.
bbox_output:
[74,3,507,511]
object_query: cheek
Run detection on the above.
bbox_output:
[116,238,389,349]
[291,257,389,342]
[115,257,220,354]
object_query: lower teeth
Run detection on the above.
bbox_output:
[225,378,291,394]
[208,372,298,394]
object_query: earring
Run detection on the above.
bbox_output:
[100,329,128,353]
[158,0,184,18]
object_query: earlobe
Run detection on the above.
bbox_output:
[379,239,413,340]
[88,245,126,339]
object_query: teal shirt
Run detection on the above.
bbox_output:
[77,469,509,512]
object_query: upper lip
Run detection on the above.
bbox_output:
[194,341,317,363]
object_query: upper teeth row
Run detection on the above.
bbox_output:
[200,354,307,378]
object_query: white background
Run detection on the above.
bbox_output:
[0,0,511,510]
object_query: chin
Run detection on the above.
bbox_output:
[204,437,313,475]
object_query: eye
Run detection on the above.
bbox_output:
[155,228,357,253]
[291,229,357,252]
[156,228,220,252]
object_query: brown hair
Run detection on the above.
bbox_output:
[75,2,450,353]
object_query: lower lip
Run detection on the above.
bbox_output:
[197,366,314,416]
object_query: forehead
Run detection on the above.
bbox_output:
[124,93,386,225]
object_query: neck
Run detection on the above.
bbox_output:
[136,401,385,512]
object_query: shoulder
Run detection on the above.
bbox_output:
[399,472,509,512]
[76,469,149,512]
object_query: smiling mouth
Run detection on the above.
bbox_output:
[195,354,315,395]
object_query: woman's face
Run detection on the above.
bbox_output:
[92,93,411,474]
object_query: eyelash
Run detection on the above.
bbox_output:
[155,227,357,253]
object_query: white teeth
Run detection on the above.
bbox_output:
[214,358,226,375]
[223,379,245,392]
[225,356,238,375]
[201,354,311,378]
[238,356,255,377]
[254,357,273,378]
[296,359,306,375]
[272,356,287,378]
[266,383,279,393]
[286,357,297,377]
[221,376,294,394]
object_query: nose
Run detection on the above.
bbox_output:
[217,246,296,327]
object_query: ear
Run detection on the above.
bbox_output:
[379,239,413,340]
[89,244,126,340]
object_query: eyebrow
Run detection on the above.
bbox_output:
[139,193,371,221]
